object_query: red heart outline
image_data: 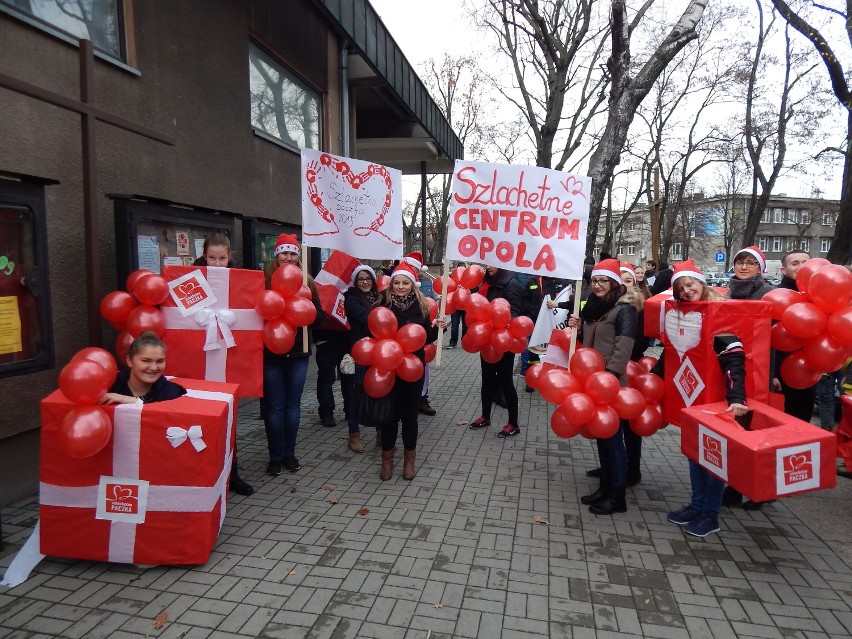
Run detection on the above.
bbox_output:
[110,485,135,501]
[175,280,200,299]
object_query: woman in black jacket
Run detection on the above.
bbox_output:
[469,266,525,437]
[343,264,379,453]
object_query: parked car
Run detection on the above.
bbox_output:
[705,272,729,287]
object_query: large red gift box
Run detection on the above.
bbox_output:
[161,266,264,397]
[659,298,772,427]
[39,378,238,565]
[681,400,836,501]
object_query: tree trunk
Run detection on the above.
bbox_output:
[827,109,852,264]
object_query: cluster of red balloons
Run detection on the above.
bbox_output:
[258,264,318,354]
[526,349,663,439]
[57,347,118,459]
[625,357,665,436]
[433,264,486,315]
[351,307,433,397]
[100,269,170,359]
[764,259,852,389]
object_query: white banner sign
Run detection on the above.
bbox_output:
[301,149,403,259]
[446,160,591,278]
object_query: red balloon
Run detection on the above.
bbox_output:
[631,373,665,403]
[271,264,303,298]
[296,284,313,300]
[626,360,643,381]
[397,323,427,353]
[352,337,376,366]
[255,290,286,320]
[433,276,457,296]
[376,274,390,292]
[490,327,513,353]
[461,265,485,289]
[133,274,169,306]
[115,331,134,360]
[126,305,165,337]
[363,366,396,398]
[509,336,527,354]
[466,294,490,322]
[100,291,137,324]
[426,298,438,322]
[551,405,584,438]
[443,292,458,316]
[570,348,605,382]
[795,257,831,291]
[368,307,398,339]
[559,391,596,426]
[71,347,118,389]
[58,406,113,458]
[465,321,493,350]
[584,371,621,405]
[423,343,436,363]
[59,359,110,404]
[126,269,154,291]
[808,265,852,314]
[801,335,848,374]
[525,363,544,390]
[460,331,480,353]
[613,386,647,420]
[780,351,821,389]
[781,302,827,339]
[586,405,620,439]
[629,404,663,436]
[637,356,657,373]
[396,353,425,382]
[490,301,511,329]
[763,288,805,321]
[450,266,465,283]
[770,322,805,352]
[509,316,534,338]
[550,328,572,351]
[373,338,404,372]
[827,306,852,348]
[282,297,317,327]
[539,369,580,404]
[263,318,296,354]
[480,344,503,364]
[452,287,471,310]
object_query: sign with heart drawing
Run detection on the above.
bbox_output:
[166,269,217,317]
[301,149,403,259]
[664,308,702,360]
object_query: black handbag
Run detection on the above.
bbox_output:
[358,384,396,428]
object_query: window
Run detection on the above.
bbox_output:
[616,244,624,256]
[761,209,771,223]
[757,237,768,252]
[0,178,54,377]
[800,210,810,225]
[627,244,636,256]
[786,209,797,224]
[822,212,834,226]
[821,237,831,253]
[0,0,125,61]
[786,238,796,251]
[800,238,810,253]
[249,42,322,151]
[628,219,637,231]
[671,243,683,259]
[772,208,783,223]
[772,237,782,252]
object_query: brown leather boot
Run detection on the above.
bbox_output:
[380,449,394,481]
[375,430,382,450]
[348,432,364,453]
[402,449,416,480]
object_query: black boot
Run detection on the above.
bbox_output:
[589,486,627,515]
[230,461,254,496]
[581,480,609,505]
[625,468,642,487]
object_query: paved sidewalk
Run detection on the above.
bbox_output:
[2,348,851,638]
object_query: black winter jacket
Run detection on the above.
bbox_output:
[484,269,524,318]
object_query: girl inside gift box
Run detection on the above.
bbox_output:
[99,332,187,405]
[662,260,750,538]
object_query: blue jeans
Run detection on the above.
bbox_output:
[689,460,725,517]
[346,364,367,434]
[263,355,309,461]
[815,374,838,429]
[597,422,627,487]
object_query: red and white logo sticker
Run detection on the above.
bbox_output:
[674,357,705,407]
[96,476,149,523]
[698,424,728,480]
[167,269,217,317]
[776,443,820,495]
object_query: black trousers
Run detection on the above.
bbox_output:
[480,352,519,425]
[381,375,423,451]
[781,381,816,423]
[315,333,350,418]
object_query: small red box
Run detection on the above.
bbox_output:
[160,266,264,397]
[39,378,238,565]
[681,400,836,501]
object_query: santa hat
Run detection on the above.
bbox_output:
[620,262,636,273]
[402,251,425,271]
[671,258,706,284]
[273,233,300,257]
[351,265,376,286]
[734,246,767,272]
[591,258,621,283]
[390,261,419,286]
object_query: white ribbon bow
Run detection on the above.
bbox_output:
[165,425,207,452]
[195,308,237,351]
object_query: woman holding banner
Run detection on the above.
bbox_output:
[469,266,525,437]
[567,258,637,515]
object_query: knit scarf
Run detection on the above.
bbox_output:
[580,292,616,324]
[728,274,769,300]
[390,292,416,311]
[365,291,378,306]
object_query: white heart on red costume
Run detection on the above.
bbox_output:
[664,309,702,360]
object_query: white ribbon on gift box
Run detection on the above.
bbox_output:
[1,388,234,585]
[166,425,207,451]
[161,267,263,381]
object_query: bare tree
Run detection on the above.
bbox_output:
[769,0,852,264]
